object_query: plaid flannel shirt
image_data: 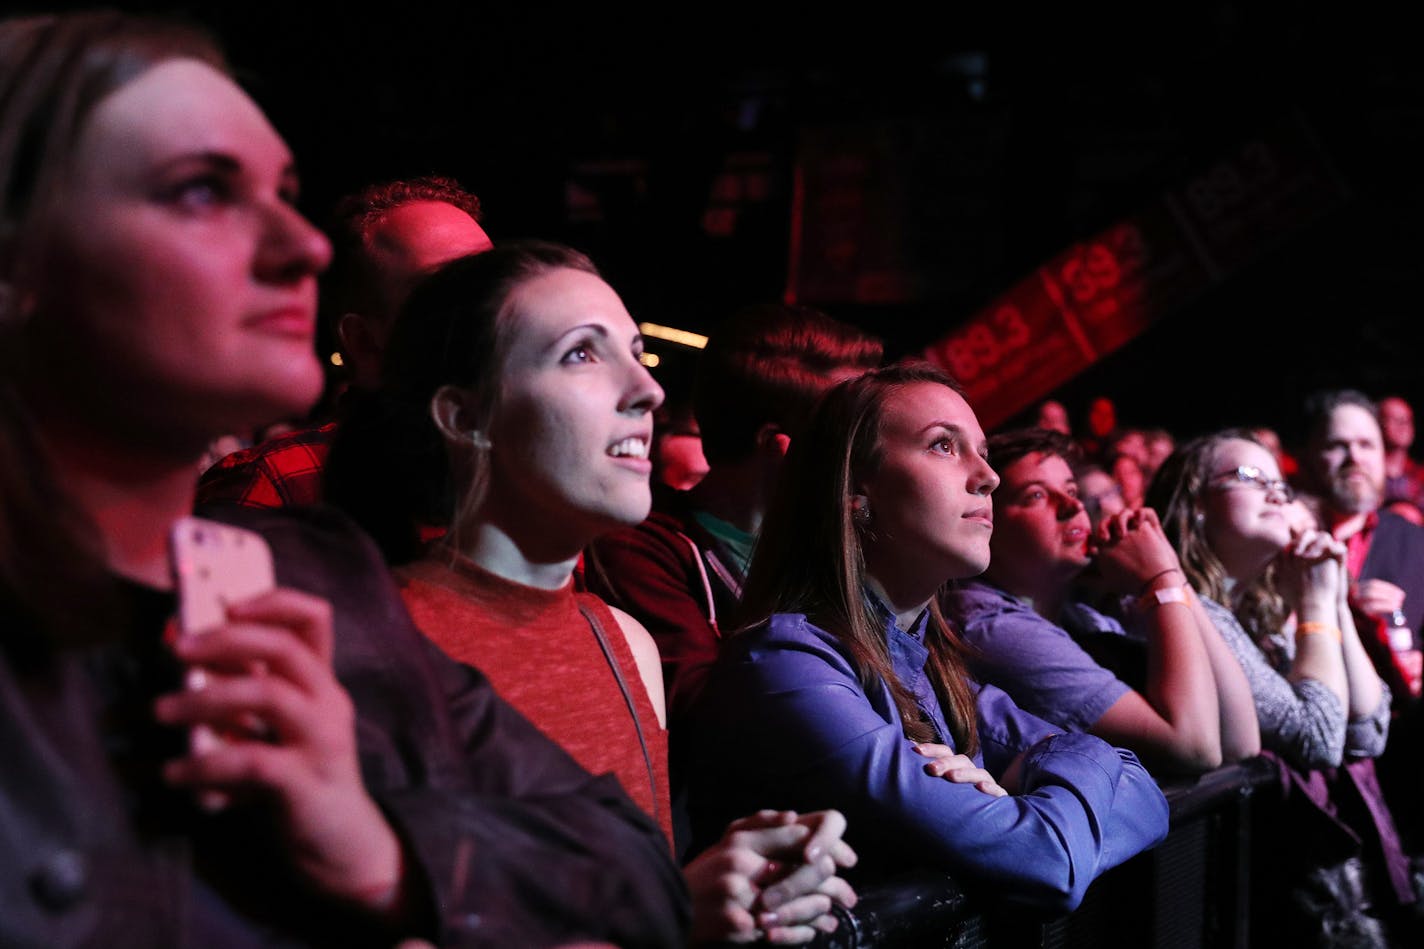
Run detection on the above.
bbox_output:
[197,421,338,509]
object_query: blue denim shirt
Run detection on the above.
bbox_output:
[688,602,1169,912]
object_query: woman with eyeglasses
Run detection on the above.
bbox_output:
[1149,430,1388,768]
[1148,430,1415,946]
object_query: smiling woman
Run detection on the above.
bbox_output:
[330,244,674,826]
[475,265,664,556]
[326,243,862,944]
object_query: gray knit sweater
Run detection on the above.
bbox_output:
[1199,596,1390,770]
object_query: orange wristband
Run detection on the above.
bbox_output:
[1295,621,1342,643]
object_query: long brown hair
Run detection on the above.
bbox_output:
[735,362,980,754]
[0,12,225,651]
[1146,429,1287,650]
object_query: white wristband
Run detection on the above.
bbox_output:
[1137,584,1191,612]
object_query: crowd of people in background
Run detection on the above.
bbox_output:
[3,10,1423,949]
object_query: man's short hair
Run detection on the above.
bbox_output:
[1302,389,1379,448]
[692,303,882,464]
[322,175,484,325]
[987,428,1081,478]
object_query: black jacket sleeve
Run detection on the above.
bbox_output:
[205,504,690,948]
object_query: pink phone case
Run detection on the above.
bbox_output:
[170,516,275,636]
[169,517,276,798]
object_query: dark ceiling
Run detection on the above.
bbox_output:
[27,2,1424,444]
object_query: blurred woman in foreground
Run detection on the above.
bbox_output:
[0,13,684,946]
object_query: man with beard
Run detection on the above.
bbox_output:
[941,429,1259,774]
[1302,389,1424,703]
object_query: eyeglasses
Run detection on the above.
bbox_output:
[1210,465,1295,501]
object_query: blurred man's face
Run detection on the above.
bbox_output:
[1312,404,1385,515]
[1113,431,1149,467]
[1037,400,1070,435]
[1077,468,1124,528]
[1088,398,1116,438]
[1379,397,1415,453]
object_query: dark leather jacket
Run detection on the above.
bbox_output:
[0,505,688,948]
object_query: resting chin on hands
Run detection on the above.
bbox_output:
[1277,529,1345,610]
[684,809,858,945]
[154,588,406,915]
[1088,508,1184,595]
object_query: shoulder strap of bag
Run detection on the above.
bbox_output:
[578,602,660,827]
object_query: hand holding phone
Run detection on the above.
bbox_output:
[171,516,275,638]
[169,516,275,804]
[157,524,405,906]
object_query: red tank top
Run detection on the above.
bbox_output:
[396,554,672,846]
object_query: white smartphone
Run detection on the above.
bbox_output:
[169,516,275,787]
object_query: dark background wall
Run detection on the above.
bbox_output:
[27,2,1424,448]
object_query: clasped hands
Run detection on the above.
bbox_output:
[1081,508,1184,596]
[686,808,859,945]
[1275,528,1349,612]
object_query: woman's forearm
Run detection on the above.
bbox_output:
[1188,596,1260,760]
[1287,594,1348,708]
[1337,596,1386,720]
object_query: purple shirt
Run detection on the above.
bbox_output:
[687,600,1168,912]
[943,579,1131,733]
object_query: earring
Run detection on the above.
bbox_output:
[1194,511,1205,526]
[470,430,492,450]
[852,496,871,525]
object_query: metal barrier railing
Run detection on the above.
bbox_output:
[804,757,1281,949]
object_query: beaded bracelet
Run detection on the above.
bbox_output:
[1295,621,1343,643]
